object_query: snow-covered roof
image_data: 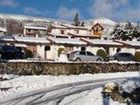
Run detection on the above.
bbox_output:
[81,38,122,46]
[24,25,47,30]
[14,43,27,47]
[51,23,89,30]
[0,35,14,41]
[51,24,67,29]
[68,32,92,37]
[115,40,140,47]
[0,27,6,32]
[48,33,69,37]
[61,24,88,30]
[14,36,50,44]
[48,37,87,45]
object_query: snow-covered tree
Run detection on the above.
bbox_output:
[111,21,140,41]
[6,19,23,35]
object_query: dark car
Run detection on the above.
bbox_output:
[105,52,134,61]
[0,45,25,59]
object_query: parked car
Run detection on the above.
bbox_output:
[105,52,134,61]
[67,50,103,62]
[0,45,25,59]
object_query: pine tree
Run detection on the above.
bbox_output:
[73,13,80,26]
[81,21,84,27]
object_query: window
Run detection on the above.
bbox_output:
[60,30,64,34]
[75,30,79,34]
[79,51,86,55]
[28,29,31,32]
[45,46,50,51]
[87,51,94,56]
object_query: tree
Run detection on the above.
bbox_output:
[111,21,140,41]
[81,21,85,27]
[96,49,107,60]
[6,19,23,35]
[73,13,80,26]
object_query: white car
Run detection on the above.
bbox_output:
[67,51,103,62]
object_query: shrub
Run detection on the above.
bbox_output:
[96,49,107,59]
[134,51,140,61]
[58,48,64,57]
[24,49,33,58]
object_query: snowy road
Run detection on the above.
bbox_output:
[0,77,136,105]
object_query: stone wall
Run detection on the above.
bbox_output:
[0,61,140,75]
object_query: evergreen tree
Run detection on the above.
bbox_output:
[73,13,80,26]
[81,21,85,27]
[111,21,140,41]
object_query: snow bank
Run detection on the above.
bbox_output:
[0,74,19,80]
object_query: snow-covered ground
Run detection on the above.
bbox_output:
[0,72,139,105]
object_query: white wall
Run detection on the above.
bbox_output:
[120,47,136,55]
[37,45,45,58]
[87,46,121,56]
[86,46,105,55]
[109,47,118,56]
[51,28,89,36]
[51,29,61,34]
[36,44,139,60]
[46,45,65,60]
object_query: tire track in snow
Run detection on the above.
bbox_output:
[0,77,132,105]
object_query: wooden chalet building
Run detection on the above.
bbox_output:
[90,23,104,38]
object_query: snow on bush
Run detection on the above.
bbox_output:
[119,79,140,94]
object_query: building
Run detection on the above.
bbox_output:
[47,37,87,60]
[81,38,122,56]
[90,23,104,38]
[1,35,140,61]
[23,25,48,37]
[48,23,94,39]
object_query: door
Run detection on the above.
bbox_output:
[86,51,96,61]
[79,51,86,61]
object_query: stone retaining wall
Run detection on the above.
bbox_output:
[0,61,140,75]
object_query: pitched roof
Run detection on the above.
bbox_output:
[47,37,87,46]
[24,25,47,30]
[114,40,140,48]
[48,33,69,38]
[91,23,104,30]
[81,38,122,47]
[14,36,50,44]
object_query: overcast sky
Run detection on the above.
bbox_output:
[0,0,140,22]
